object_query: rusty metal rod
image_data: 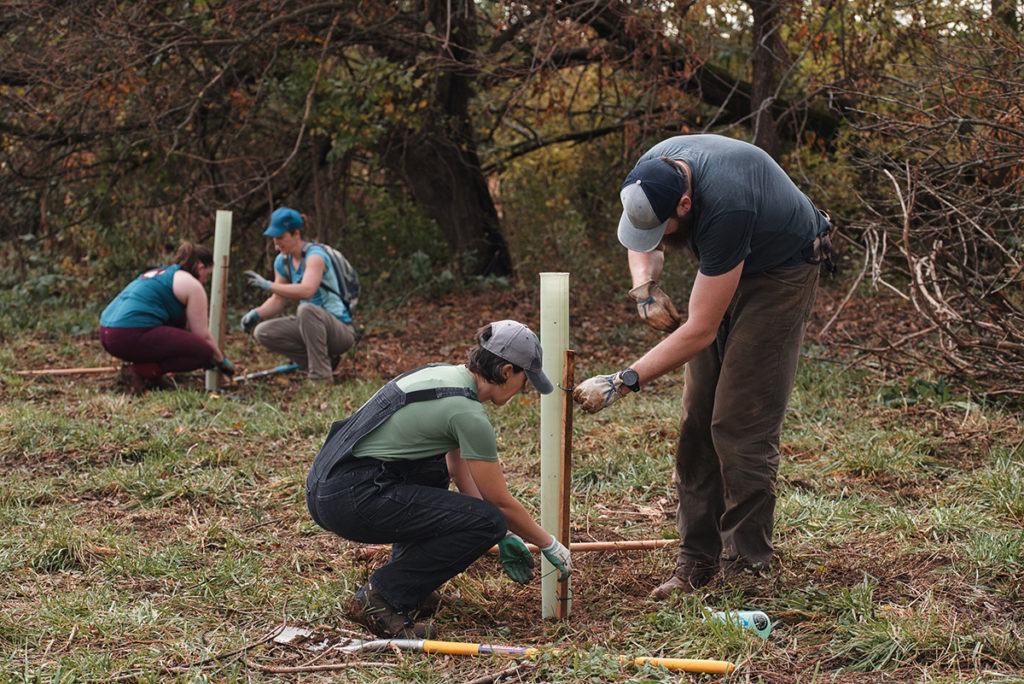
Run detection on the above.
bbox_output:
[556,349,575,618]
[487,539,677,554]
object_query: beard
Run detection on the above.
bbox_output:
[660,215,693,253]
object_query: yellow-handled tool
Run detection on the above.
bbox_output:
[355,637,734,674]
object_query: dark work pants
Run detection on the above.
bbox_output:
[675,263,819,569]
[308,457,507,612]
[99,317,216,375]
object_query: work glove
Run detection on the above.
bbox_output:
[240,309,261,334]
[573,371,629,414]
[217,357,235,376]
[497,532,535,584]
[540,537,571,581]
[629,280,680,332]
[244,270,272,292]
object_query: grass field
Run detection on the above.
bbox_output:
[2,283,1023,683]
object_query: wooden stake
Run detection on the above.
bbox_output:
[556,349,575,619]
[13,366,119,376]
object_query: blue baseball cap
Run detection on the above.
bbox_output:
[264,207,304,237]
[617,159,687,253]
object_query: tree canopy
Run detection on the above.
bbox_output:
[2,0,1022,392]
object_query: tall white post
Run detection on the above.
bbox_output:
[539,272,569,617]
[205,210,232,392]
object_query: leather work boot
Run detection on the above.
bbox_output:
[409,589,456,619]
[650,561,718,601]
[346,583,430,639]
[710,556,774,598]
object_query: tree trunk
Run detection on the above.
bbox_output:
[748,0,784,158]
[381,132,512,276]
[379,0,512,276]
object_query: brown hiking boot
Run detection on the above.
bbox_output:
[710,557,774,597]
[409,589,456,619]
[346,583,430,639]
[650,561,717,601]
[120,366,149,396]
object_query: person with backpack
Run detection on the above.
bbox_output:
[241,207,358,384]
[305,320,571,639]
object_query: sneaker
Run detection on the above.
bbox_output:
[650,561,717,601]
[346,583,430,639]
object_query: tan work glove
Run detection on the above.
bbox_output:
[629,280,680,332]
[573,371,629,414]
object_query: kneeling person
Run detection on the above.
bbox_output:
[241,207,356,383]
[305,320,571,638]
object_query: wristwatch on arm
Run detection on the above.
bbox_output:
[620,367,640,393]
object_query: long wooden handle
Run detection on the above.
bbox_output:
[13,366,119,375]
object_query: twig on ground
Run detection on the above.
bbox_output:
[108,624,288,680]
[243,658,399,673]
[459,660,536,684]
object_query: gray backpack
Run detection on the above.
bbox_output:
[287,242,361,310]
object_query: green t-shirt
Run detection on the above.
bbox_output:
[351,364,498,463]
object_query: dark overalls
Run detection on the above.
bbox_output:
[306,367,508,612]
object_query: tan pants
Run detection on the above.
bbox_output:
[675,263,819,570]
[253,303,356,382]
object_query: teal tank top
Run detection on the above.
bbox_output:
[100,264,186,328]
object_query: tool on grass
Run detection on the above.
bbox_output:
[232,363,300,383]
[273,627,736,674]
[13,366,119,375]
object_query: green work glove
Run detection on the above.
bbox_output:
[497,532,535,585]
[241,308,261,334]
[540,537,571,581]
[217,357,235,376]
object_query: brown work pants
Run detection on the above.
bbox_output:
[253,303,356,383]
[675,263,819,570]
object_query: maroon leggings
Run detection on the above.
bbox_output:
[99,321,216,377]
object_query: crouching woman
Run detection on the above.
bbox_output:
[305,320,571,638]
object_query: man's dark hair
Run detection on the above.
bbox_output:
[468,324,522,386]
[657,156,690,196]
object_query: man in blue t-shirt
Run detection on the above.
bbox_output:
[574,134,833,598]
[240,207,357,383]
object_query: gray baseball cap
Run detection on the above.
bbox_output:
[617,158,687,253]
[481,320,554,394]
